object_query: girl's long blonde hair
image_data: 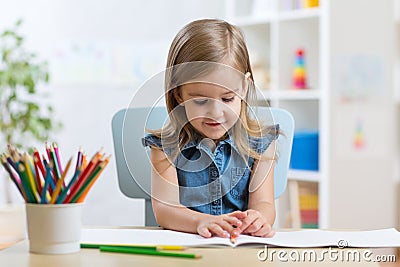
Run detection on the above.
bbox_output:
[150,19,277,163]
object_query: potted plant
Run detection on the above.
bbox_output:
[0,20,61,203]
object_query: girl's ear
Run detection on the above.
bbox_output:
[173,87,185,106]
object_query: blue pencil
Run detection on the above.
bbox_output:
[56,166,82,204]
[41,160,53,204]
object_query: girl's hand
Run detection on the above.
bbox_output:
[239,209,275,238]
[197,211,246,238]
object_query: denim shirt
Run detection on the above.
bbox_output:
[142,125,279,215]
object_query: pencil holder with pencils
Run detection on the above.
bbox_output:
[1,143,111,254]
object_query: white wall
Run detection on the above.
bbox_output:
[0,0,225,226]
[328,0,397,229]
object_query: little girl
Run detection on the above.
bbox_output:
[143,19,279,239]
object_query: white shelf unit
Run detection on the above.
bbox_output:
[225,0,397,230]
[225,0,325,229]
[288,170,320,183]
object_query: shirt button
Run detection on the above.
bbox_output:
[213,200,219,205]
[211,171,218,177]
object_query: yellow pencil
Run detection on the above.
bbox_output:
[157,245,187,251]
[23,153,40,203]
[81,243,187,251]
[50,157,73,204]
[82,153,87,169]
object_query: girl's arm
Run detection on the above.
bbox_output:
[239,141,277,237]
[150,147,244,238]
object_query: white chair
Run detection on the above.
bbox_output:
[111,106,294,226]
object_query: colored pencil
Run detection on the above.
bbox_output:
[50,157,72,204]
[46,143,58,188]
[41,160,54,204]
[45,143,51,162]
[1,155,27,201]
[99,246,201,259]
[17,163,36,203]
[41,155,55,193]
[1,144,110,205]
[70,158,106,203]
[75,147,83,174]
[23,153,40,203]
[77,156,110,203]
[81,243,187,251]
[63,150,102,203]
[32,150,43,194]
[5,154,17,172]
[33,150,46,179]
[56,167,82,204]
[53,143,63,174]
[50,146,61,180]
[82,153,87,169]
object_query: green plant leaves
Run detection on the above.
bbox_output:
[0,19,61,148]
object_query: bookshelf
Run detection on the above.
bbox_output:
[225,0,397,229]
[287,181,319,228]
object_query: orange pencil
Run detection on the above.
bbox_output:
[71,155,108,203]
[50,157,72,204]
[82,153,87,169]
[63,150,102,203]
[77,155,110,202]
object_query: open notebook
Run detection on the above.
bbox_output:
[81,228,400,248]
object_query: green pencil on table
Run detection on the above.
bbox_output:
[99,245,201,259]
[81,243,187,251]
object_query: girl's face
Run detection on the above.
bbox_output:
[179,81,244,141]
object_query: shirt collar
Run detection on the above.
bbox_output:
[180,135,240,155]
